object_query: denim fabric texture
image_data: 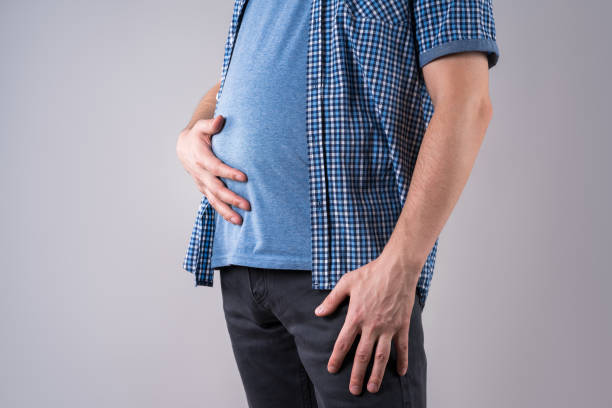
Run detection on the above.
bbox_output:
[219,265,426,407]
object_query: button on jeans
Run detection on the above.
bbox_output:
[219,264,427,408]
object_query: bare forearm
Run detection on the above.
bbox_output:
[183,80,221,132]
[382,96,492,275]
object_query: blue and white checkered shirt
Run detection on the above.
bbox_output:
[183,0,499,306]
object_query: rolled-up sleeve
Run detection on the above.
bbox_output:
[414,0,500,68]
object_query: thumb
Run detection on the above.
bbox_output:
[209,114,225,133]
[314,275,350,316]
[195,115,225,135]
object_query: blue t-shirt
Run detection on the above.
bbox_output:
[210,0,312,271]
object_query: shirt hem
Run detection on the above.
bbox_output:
[211,254,312,272]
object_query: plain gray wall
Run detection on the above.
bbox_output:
[1,1,610,407]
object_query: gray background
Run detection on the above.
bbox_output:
[1,0,610,407]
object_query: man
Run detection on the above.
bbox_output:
[177,0,499,406]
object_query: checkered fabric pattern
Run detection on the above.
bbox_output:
[183,0,499,306]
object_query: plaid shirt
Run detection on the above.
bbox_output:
[183,0,499,306]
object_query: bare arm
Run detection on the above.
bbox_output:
[314,51,493,395]
[380,51,493,272]
[176,80,252,224]
[182,80,221,131]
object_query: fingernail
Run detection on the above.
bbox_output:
[236,174,246,181]
[350,385,360,394]
[315,305,325,314]
[367,382,378,393]
[327,364,336,373]
[231,216,240,224]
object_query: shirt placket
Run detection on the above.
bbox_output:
[216,0,250,103]
[307,0,331,288]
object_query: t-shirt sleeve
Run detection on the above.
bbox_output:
[413,0,500,69]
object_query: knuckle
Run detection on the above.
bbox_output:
[209,162,221,174]
[372,312,386,323]
[194,157,206,169]
[356,352,369,363]
[373,314,393,328]
[344,315,356,328]
[360,325,375,336]
[375,352,386,362]
[368,321,383,332]
[207,185,219,198]
[369,375,381,384]
[339,273,351,285]
[195,119,207,130]
[351,310,364,324]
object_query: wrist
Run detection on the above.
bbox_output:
[380,240,426,279]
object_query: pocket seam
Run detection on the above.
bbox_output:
[340,0,411,26]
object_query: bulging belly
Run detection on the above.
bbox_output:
[210,82,310,215]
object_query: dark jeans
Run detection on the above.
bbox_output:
[218,265,427,408]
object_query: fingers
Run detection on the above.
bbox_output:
[204,175,251,225]
[204,173,251,211]
[196,147,247,182]
[327,316,359,374]
[393,324,410,376]
[205,189,244,225]
[191,170,249,225]
[315,273,350,316]
[349,330,376,395]
[187,120,250,225]
[190,115,248,182]
[367,333,392,393]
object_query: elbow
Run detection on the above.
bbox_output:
[466,94,493,145]
[478,94,493,127]
[433,91,494,144]
[468,95,493,145]
[458,91,492,128]
[458,93,493,146]
[435,91,493,126]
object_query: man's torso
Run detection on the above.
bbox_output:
[210,0,313,271]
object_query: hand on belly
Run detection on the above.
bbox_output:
[176,114,251,225]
